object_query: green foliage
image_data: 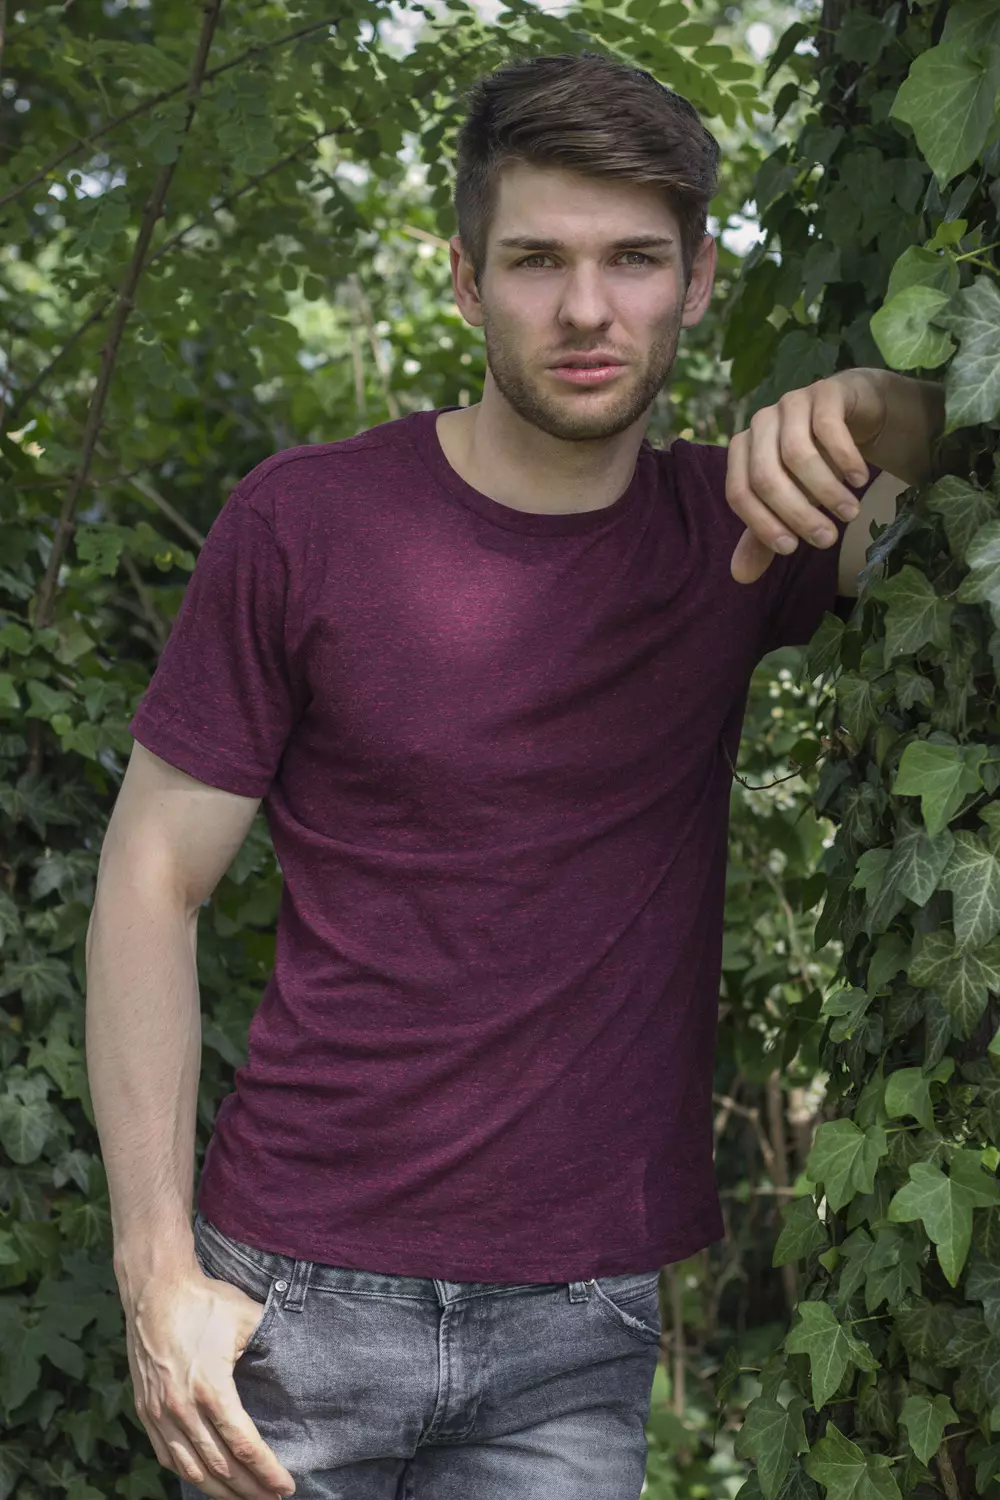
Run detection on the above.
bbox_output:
[727,1,1000,1495]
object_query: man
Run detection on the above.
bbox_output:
[86,50,942,1500]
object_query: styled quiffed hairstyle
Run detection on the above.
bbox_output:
[453,52,721,287]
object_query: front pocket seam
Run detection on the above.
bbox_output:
[589,1281,661,1345]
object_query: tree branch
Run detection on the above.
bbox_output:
[10,122,351,423]
[28,0,224,771]
[0,13,339,210]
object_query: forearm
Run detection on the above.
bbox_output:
[857,369,945,488]
[85,875,202,1295]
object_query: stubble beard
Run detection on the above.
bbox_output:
[481,307,685,442]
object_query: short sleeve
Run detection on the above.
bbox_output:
[758,466,882,659]
[129,481,298,798]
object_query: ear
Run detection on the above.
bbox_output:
[451,237,484,328]
[680,233,716,329]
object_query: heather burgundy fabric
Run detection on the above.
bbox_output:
[129,407,865,1281]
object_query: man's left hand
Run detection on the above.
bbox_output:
[725,370,888,584]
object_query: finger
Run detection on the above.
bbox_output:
[731,527,777,584]
[158,1412,288,1500]
[775,399,865,521]
[727,433,801,557]
[203,1383,296,1495]
[162,1404,284,1500]
[746,408,840,546]
[810,382,871,488]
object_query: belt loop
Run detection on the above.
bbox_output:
[282,1257,312,1313]
[568,1280,592,1303]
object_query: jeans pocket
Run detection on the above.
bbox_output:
[193,1215,281,1358]
[589,1274,662,1346]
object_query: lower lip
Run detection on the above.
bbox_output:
[549,365,625,386]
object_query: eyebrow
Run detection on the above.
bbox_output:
[496,235,676,253]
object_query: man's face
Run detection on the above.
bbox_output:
[452,163,715,442]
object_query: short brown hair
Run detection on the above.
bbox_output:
[453,52,721,286]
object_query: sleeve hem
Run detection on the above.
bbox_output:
[129,708,273,799]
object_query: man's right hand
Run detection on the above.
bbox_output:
[122,1263,296,1500]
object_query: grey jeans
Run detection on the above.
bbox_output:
[181,1211,661,1499]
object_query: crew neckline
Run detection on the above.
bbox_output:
[407,406,654,537]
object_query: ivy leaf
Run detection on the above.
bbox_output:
[942,1304,1000,1402]
[806,614,846,678]
[836,674,881,741]
[886,245,960,301]
[806,1120,888,1211]
[884,1067,935,1130]
[0,1093,55,1165]
[785,1303,878,1409]
[888,1152,1000,1285]
[894,819,955,907]
[959,519,1000,624]
[836,1228,875,1306]
[774,1195,828,1267]
[892,739,986,837]
[909,929,1000,1036]
[734,1395,808,1500]
[894,1298,957,1361]
[899,1393,957,1465]
[934,276,1000,430]
[980,802,1000,857]
[967,1251,1000,1334]
[940,830,1000,949]
[803,1420,900,1500]
[870,286,955,371]
[865,1225,924,1312]
[926,474,996,559]
[874,566,953,659]
[890,41,1000,186]
[820,987,873,1044]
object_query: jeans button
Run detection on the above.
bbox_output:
[275,1279,289,1292]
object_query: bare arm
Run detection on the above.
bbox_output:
[86,742,293,1500]
[86,740,260,1284]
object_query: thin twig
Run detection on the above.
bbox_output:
[0,14,340,211]
[121,552,168,652]
[712,1092,778,1177]
[668,1267,686,1419]
[28,0,224,772]
[0,0,7,86]
[11,122,351,423]
[766,1071,798,1312]
[349,274,400,421]
[93,440,205,549]
[936,1445,961,1500]
[724,739,819,791]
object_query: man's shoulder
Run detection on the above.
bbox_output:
[226,413,424,534]
[241,415,417,504]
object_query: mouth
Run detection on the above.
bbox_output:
[548,359,627,387]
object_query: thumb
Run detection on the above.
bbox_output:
[731,527,778,584]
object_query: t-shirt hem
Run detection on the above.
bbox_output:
[196,1188,724,1282]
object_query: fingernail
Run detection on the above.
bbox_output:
[772,534,797,554]
[850,470,867,486]
[836,503,858,522]
[809,527,835,546]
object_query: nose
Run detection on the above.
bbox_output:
[556,263,614,332]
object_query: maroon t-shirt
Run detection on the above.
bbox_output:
[129,407,859,1281]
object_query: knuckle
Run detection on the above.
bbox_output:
[780,435,811,465]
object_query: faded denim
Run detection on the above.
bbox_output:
[179,1210,661,1499]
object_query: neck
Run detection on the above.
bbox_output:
[436,374,649,516]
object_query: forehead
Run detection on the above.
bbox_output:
[489,163,680,245]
